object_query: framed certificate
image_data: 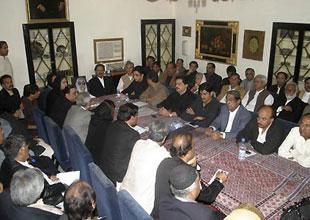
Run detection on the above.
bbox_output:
[93,38,124,63]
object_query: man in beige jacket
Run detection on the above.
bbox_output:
[217,73,245,103]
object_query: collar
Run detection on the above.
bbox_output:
[81,106,87,111]
[175,195,197,203]
[259,121,273,134]
[256,89,264,94]
[97,76,104,81]
[229,105,240,113]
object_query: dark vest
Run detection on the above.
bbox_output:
[246,89,270,112]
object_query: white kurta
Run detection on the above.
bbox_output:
[0,56,13,77]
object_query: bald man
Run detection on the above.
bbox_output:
[237,105,285,155]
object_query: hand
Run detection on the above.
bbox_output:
[0,182,3,193]
[159,107,170,117]
[37,4,46,12]
[186,107,195,115]
[205,127,214,136]
[187,156,197,167]
[194,116,205,121]
[49,175,59,182]
[216,171,228,183]
[211,131,222,140]
[283,105,293,112]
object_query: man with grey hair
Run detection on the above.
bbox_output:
[159,163,224,220]
[63,92,93,143]
[276,82,307,123]
[120,120,170,214]
[242,74,274,113]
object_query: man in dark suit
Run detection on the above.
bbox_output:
[122,66,148,99]
[237,105,285,155]
[98,103,140,184]
[204,63,222,96]
[158,163,225,220]
[183,61,199,89]
[206,90,251,140]
[269,71,288,109]
[221,65,237,86]
[87,64,114,97]
[0,74,20,115]
[276,82,307,123]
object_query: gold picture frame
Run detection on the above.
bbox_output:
[195,20,239,65]
[242,30,265,61]
[182,26,192,37]
[93,38,124,64]
[26,0,69,23]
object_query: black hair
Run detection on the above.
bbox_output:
[229,72,240,78]
[133,66,145,75]
[199,82,213,94]
[170,133,193,158]
[304,77,310,83]
[153,61,160,67]
[207,62,216,69]
[63,85,76,95]
[147,70,159,83]
[94,64,105,71]
[257,105,276,119]
[276,72,288,80]
[226,90,241,101]
[23,84,39,97]
[245,67,255,73]
[2,134,27,159]
[117,103,138,121]
[46,72,57,87]
[104,99,115,109]
[0,41,7,48]
[176,58,184,63]
[146,56,156,61]
[175,75,187,85]
[167,62,176,68]
[51,73,67,91]
[0,74,12,85]
[92,101,113,121]
[226,65,236,74]
[189,61,198,67]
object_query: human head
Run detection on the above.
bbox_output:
[195,72,203,86]
[64,86,77,103]
[276,72,288,88]
[206,63,215,74]
[304,77,310,92]
[93,101,113,121]
[226,90,241,112]
[148,120,169,144]
[226,65,237,77]
[117,103,139,126]
[300,113,310,140]
[224,203,264,220]
[146,56,156,68]
[189,61,198,73]
[152,61,161,74]
[0,74,13,91]
[169,163,201,201]
[254,75,267,91]
[76,92,91,108]
[0,118,12,143]
[104,99,115,117]
[147,70,159,87]
[94,64,105,79]
[124,61,134,75]
[23,84,40,100]
[256,105,275,130]
[46,72,57,88]
[176,58,184,69]
[2,134,28,161]
[170,133,195,163]
[199,83,214,104]
[10,169,44,206]
[166,62,176,76]
[245,68,255,81]
[285,82,298,100]
[175,75,188,95]
[52,73,68,91]
[133,66,145,83]
[64,181,96,220]
[0,41,9,56]
[75,77,87,93]
[5,98,23,118]
[229,73,241,88]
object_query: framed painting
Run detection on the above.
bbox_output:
[93,38,124,64]
[182,26,192,37]
[26,0,69,23]
[242,30,265,61]
[195,20,239,65]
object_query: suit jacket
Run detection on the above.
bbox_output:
[278,97,307,123]
[46,89,63,115]
[217,85,246,102]
[184,70,198,89]
[48,96,73,128]
[159,71,177,89]
[63,105,93,143]
[0,88,20,114]
[236,118,285,155]
[122,79,148,99]
[87,76,115,97]
[98,120,140,184]
[269,84,286,109]
[139,82,169,107]
[210,105,251,139]
[204,73,222,96]
[158,195,224,220]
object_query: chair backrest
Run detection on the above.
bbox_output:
[43,116,71,171]
[277,118,298,137]
[32,108,49,144]
[118,190,152,220]
[62,125,93,183]
[88,162,122,220]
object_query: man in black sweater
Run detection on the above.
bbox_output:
[0,75,20,115]
[122,66,148,99]
[237,105,285,155]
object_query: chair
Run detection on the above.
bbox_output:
[88,162,122,220]
[118,190,152,220]
[277,118,298,137]
[32,108,49,144]
[43,116,71,171]
[62,125,93,183]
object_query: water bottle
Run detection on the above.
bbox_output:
[238,138,246,160]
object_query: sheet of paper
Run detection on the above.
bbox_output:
[56,171,80,186]
[133,101,148,107]
[244,149,257,158]
[133,125,149,134]
[208,169,229,185]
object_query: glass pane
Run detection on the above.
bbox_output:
[29,29,51,88]
[272,29,299,85]
[53,27,73,85]
[298,31,310,90]
[160,24,173,71]
[145,24,158,60]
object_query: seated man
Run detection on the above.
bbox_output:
[237,105,284,155]
[206,90,251,140]
[204,63,222,96]
[269,72,288,108]
[122,66,148,99]
[278,113,310,168]
[175,58,186,75]
[276,82,307,123]
[190,72,206,94]
[152,133,227,219]
[0,74,20,115]
[63,92,93,143]
[299,77,310,104]
[217,73,245,104]
[221,65,237,86]
[0,169,62,220]
[157,75,196,117]
[240,68,255,92]
[61,181,99,220]
[120,121,170,214]
[152,61,163,80]
[144,55,155,73]
[242,74,274,113]
[49,85,77,128]
[87,64,114,97]
[160,62,177,90]
[21,84,40,129]
[181,82,221,128]
[139,70,169,107]
[158,163,225,220]
[117,61,134,92]
[183,61,199,89]
[98,103,140,184]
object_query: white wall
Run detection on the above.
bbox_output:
[0,0,175,92]
[175,0,310,79]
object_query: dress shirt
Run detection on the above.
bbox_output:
[278,127,310,168]
[97,76,105,88]
[276,86,281,94]
[301,91,310,104]
[242,89,274,112]
[17,161,52,184]
[224,106,240,133]
[0,56,13,77]
[276,98,293,115]
[117,75,133,92]
[220,85,235,103]
[257,123,272,144]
